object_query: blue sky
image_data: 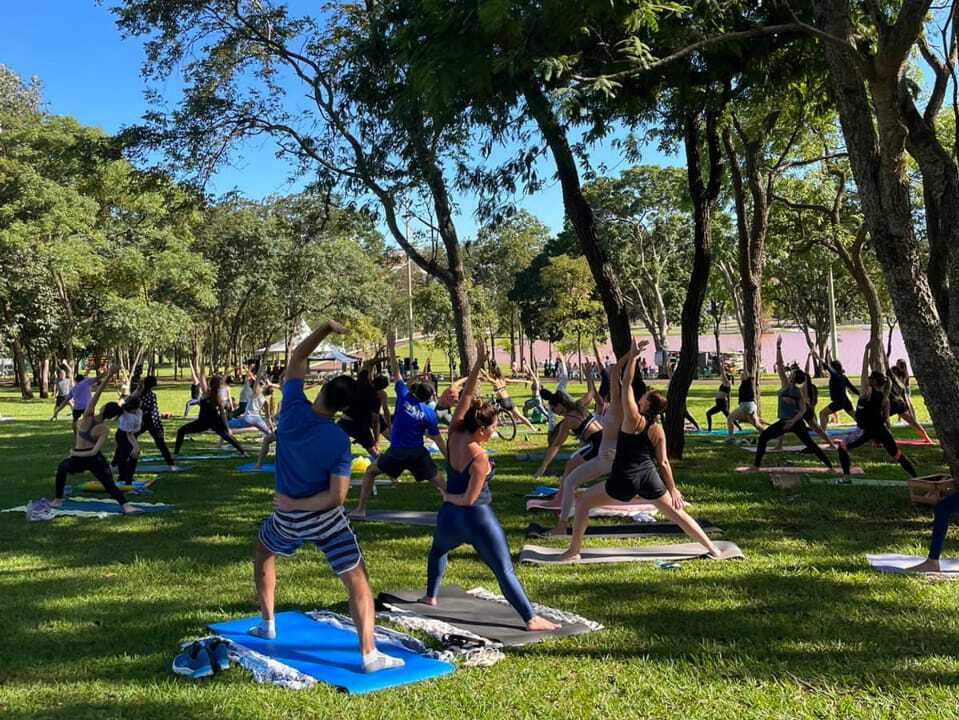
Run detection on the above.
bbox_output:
[4,1,677,238]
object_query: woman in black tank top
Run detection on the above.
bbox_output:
[558,338,725,561]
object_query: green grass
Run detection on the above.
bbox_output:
[0,379,956,719]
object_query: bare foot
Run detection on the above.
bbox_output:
[527,615,560,631]
[417,596,437,606]
[121,504,144,515]
[50,498,64,508]
[907,558,941,574]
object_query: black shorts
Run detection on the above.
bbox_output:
[803,407,816,424]
[574,431,603,462]
[497,396,515,412]
[72,409,84,421]
[890,399,907,416]
[338,417,375,451]
[826,397,854,415]
[605,462,666,502]
[376,446,436,482]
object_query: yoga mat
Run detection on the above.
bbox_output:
[895,439,939,447]
[354,510,437,527]
[78,478,155,494]
[688,428,753,437]
[236,464,392,487]
[526,498,657,518]
[526,486,559,498]
[515,451,573,462]
[735,465,863,475]
[740,445,834,453]
[135,464,190,474]
[2,497,173,518]
[866,554,959,577]
[805,477,906,488]
[377,586,596,646]
[141,453,231,463]
[209,611,453,694]
[519,541,746,565]
[525,520,723,539]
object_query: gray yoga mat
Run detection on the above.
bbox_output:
[804,477,906,488]
[354,510,437,527]
[515,451,574,462]
[525,520,723,539]
[519,541,745,565]
[377,586,597,646]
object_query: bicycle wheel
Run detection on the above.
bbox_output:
[496,408,517,441]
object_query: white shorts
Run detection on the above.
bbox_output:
[733,402,757,417]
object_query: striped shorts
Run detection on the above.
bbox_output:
[258,506,363,575]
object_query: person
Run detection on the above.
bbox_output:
[889,361,933,444]
[338,367,386,457]
[907,492,959,574]
[546,347,639,536]
[811,348,859,431]
[797,352,835,450]
[113,386,143,487]
[59,368,103,432]
[252,320,404,673]
[533,387,603,483]
[174,373,246,457]
[559,339,722,560]
[184,360,203,417]
[228,377,274,436]
[351,346,447,519]
[750,336,835,471]
[705,365,733,432]
[835,341,918,483]
[726,371,765,441]
[50,362,74,420]
[235,367,255,417]
[135,375,179,471]
[521,357,549,423]
[52,364,142,514]
[436,376,467,426]
[420,343,559,632]
[481,366,538,433]
[555,355,569,393]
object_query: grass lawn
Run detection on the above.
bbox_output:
[0,377,956,719]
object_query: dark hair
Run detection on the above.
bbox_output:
[830,360,843,374]
[411,381,435,403]
[322,375,356,412]
[792,369,807,385]
[643,389,667,417]
[372,375,389,391]
[357,368,371,385]
[263,386,274,397]
[869,370,887,387]
[544,389,580,414]
[101,402,122,420]
[143,376,158,391]
[458,398,498,433]
[891,365,906,379]
[77,374,87,382]
[208,375,223,399]
[631,373,648,405]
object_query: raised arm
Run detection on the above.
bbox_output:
[84,364,116,420]
[62,359,74,382]
[859,342,872,395]
[451,342,487,428]
[288,320,348,381]
[776,336,788,387]
[591,337,604,369]
[621,340,647,433]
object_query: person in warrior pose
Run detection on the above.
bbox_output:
[559,339,722,560]
[726,370,765,442]
[257,320,405,672]
[809,347,859,432]
[174,373,246,457]
[419,342,559,632]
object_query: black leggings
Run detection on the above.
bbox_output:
[174,416,244,455]
[685,410,699,429]
[56,453,127,505]
[838,425,917,477]
[706,399,729,431]
[137,422,174,465]
[114,430,139,485]
[755,418,832,469]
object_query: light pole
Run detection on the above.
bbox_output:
[405,218,414,368]
[828,265,839,360]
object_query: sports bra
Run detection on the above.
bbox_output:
[76,417,101,446]
[445,455,494,505]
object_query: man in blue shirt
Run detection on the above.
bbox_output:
[252,320,403,673]
[351,346,447,518]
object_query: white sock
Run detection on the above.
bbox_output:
[248,618,276,639]
[362,649,404,673]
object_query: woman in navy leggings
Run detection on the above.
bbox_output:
[420,343,559,632]
[909,493,959,573]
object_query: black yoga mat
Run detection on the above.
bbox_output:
[376,586,597,647]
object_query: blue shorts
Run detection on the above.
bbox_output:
[258,506,362,575]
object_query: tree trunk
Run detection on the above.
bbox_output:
[665,104,723,459]
[815,0,959,472]
[523,81,632,357]
[12,338,32,399]
[39,357,50,398]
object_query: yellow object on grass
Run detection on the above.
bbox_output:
[351,456,371,474]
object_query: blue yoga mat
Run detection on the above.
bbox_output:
[209,611,454,694]
[237,463,274,473]
[59,499,173,514]
[528,485,558,498]
[140,454,231,463]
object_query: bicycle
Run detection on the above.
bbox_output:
[489,396,517,441]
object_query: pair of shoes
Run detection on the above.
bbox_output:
[172,639,231,679]
[26,499,57,522]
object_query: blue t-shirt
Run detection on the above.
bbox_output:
[275,379,352,499]
[390,380,439,449]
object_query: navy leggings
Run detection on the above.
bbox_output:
[426,502,534,622]
[928,493,959,560]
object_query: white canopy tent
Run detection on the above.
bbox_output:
[256,320,362,363]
